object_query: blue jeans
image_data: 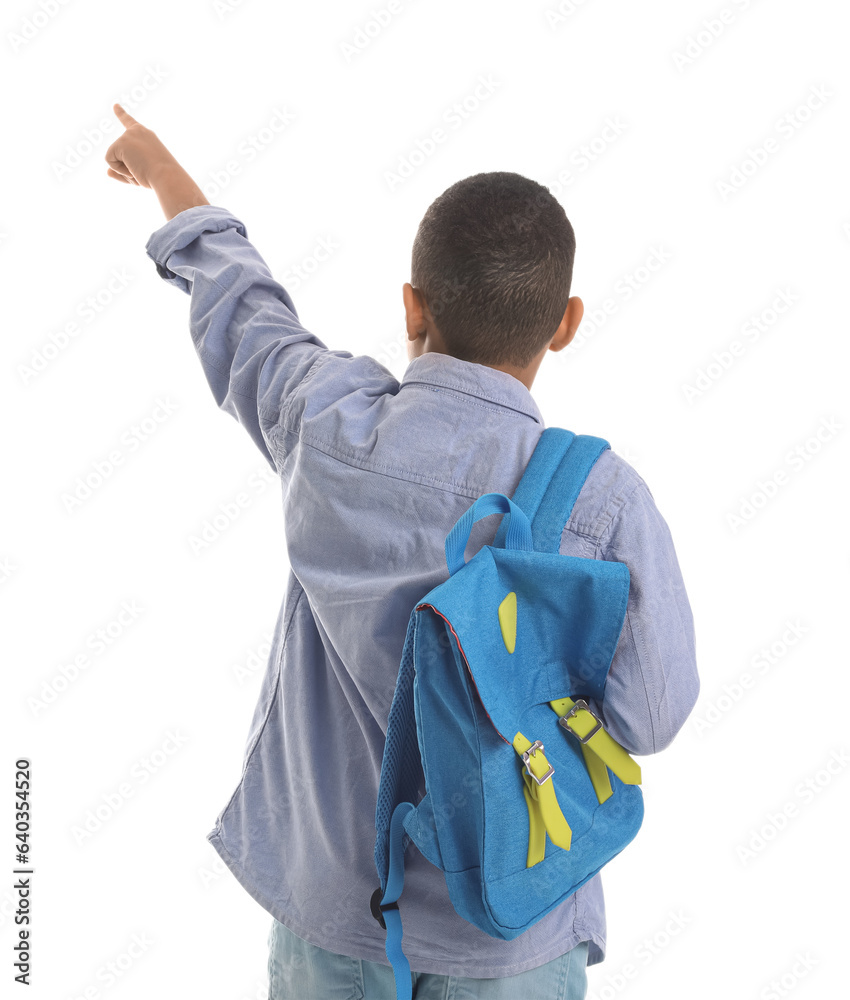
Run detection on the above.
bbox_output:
[267,918,589,1000]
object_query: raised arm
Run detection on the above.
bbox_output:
[144,208,330,472]
[105,104,331,472]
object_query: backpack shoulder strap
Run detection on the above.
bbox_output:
[493,427,609,553]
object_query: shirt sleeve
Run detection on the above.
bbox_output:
[591,477,700,756]
[144,204,330,473]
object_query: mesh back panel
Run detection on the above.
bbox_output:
[374,613,425,886]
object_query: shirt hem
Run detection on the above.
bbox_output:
[206,827,605,977]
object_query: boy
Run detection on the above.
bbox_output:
[106,103,699,999]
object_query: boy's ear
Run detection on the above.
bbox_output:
[403,283,426,340]
[549,296,583,352]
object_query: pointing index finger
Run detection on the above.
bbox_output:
[113,103,140,128]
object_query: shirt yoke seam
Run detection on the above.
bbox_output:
[289,431,494,498]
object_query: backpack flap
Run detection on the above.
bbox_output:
[425,542,631,718]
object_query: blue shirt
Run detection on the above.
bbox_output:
[145,205,699,977]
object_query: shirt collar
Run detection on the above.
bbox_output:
[399,351,544,425]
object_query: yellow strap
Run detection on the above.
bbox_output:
[579,741,613,804]
[550,698,642,788]
[513,732,572,864]
[521,775,547,867]
[556,697,614,802]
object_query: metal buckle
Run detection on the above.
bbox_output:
[559,699,603,744]
[521,740,555,785]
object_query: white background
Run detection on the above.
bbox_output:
[3,0,848,998]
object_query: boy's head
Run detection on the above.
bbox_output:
[404,171,583,389]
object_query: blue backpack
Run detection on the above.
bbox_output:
[372,428,644,999]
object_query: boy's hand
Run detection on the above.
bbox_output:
[105,104,179,188]
[105,103,210,220]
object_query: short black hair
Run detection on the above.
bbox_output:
[410,171,575,369]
